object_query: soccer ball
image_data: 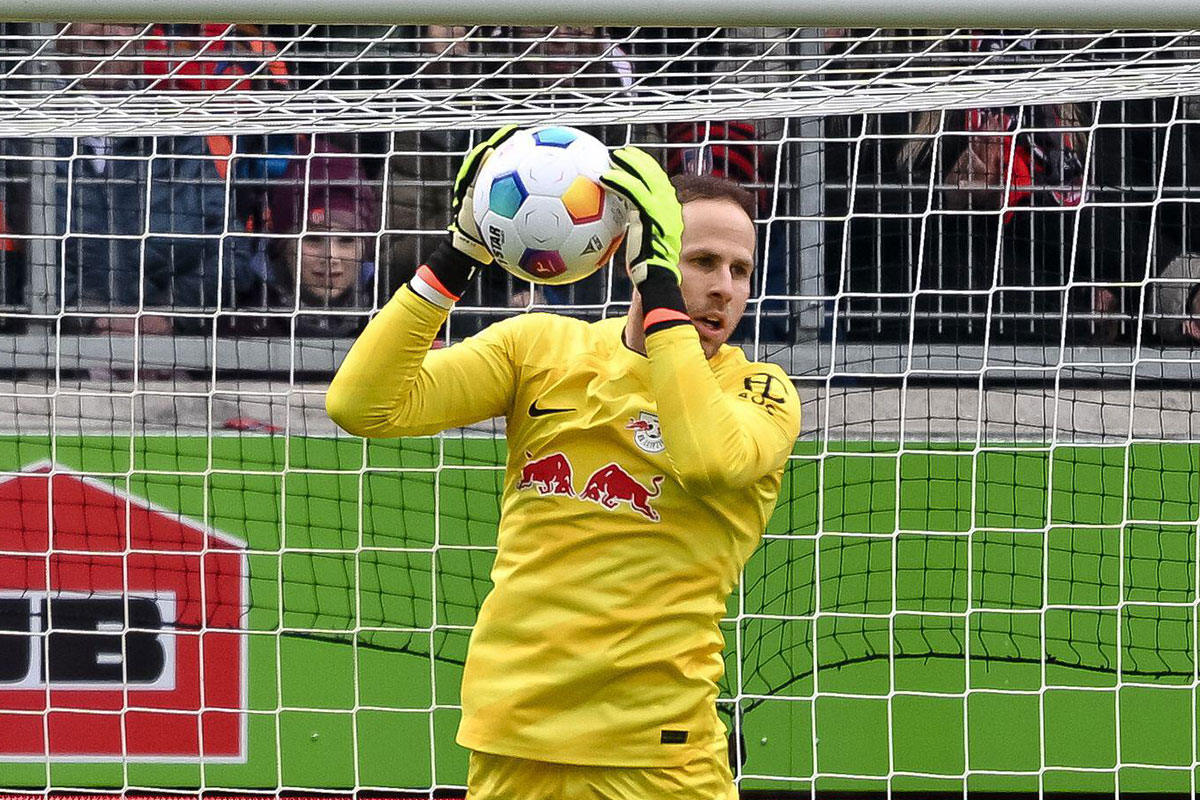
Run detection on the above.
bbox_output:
[472,125,627,286]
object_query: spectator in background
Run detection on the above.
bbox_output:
[141,21,295,284]
[53,22,144,90]
[384,26,473,304]
[817,28,1093,346]
[1144,88,1200,345]
[504,25,635,91]
[657,28,793,343]
[668,122,764,197]
[666,118,789,340]
[911,104,1087,216]
[271,195,377,336]
[142,23,289,92]
[910,99,1090,344]
[1151,254,1200,344]
[892,31,1086,214]
[901,33,1093,344]
[1094,79,1200,345]
[228,136,381,337]
[53,23,231,335]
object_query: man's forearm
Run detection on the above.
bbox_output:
[325,283,451,438]
[643,324,791,493]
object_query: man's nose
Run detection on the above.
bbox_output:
[709,267,734,302]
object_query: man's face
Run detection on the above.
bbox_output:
[676,198,756,358]
[299,234,364,304]
[514,26,605,76]
[58,23,142,85]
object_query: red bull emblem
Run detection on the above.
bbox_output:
[516,451,575,497]
[580,463,663,522]
[625,412,664,454]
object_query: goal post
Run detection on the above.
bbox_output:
[0,19,1199,800]
[5,1,1200,27]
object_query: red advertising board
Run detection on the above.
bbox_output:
[0,463,246,761]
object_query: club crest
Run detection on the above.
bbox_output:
[625,412,664,454]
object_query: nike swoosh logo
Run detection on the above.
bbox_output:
[529,400,575,418]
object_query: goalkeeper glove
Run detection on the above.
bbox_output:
[600,146,689,333]
[448,124,518,263]
[600,146,684,285]
[410,125,517,310]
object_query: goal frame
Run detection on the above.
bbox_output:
[2,0,1200,27]
[2,13,1200,800]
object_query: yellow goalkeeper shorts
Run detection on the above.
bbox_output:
[465,748,737,800]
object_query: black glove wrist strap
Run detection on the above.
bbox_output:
[638,266,690,336]
[408,239,481,309]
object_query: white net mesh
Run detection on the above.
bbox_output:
[1,27,1200,135]
[1,21,1200,799]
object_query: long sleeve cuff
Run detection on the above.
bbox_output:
[638,266,690,336]
[408,239,481,310]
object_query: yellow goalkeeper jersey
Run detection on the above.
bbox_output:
[326,287,800,768]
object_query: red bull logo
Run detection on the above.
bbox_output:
[516,454,664,521]
[580,463,663,522]
[516,451,575,496]
[625,412,664,454]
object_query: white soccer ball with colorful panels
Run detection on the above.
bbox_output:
[473,126,628,285]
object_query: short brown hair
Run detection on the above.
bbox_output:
[670,173,756,220]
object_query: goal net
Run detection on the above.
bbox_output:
[2,22,1200,798]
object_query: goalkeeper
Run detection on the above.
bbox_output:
[326,127,800,799]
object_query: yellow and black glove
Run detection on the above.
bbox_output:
[448,124,518,263]
[600,146,689,334]
[409,125,518,310]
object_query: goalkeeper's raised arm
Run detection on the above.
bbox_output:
[324,126,521,437]
[601,146,800,491]
[326,130,800,800]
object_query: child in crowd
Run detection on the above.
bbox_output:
[228,139,380,337]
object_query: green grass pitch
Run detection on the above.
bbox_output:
[1,435,1197,794]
